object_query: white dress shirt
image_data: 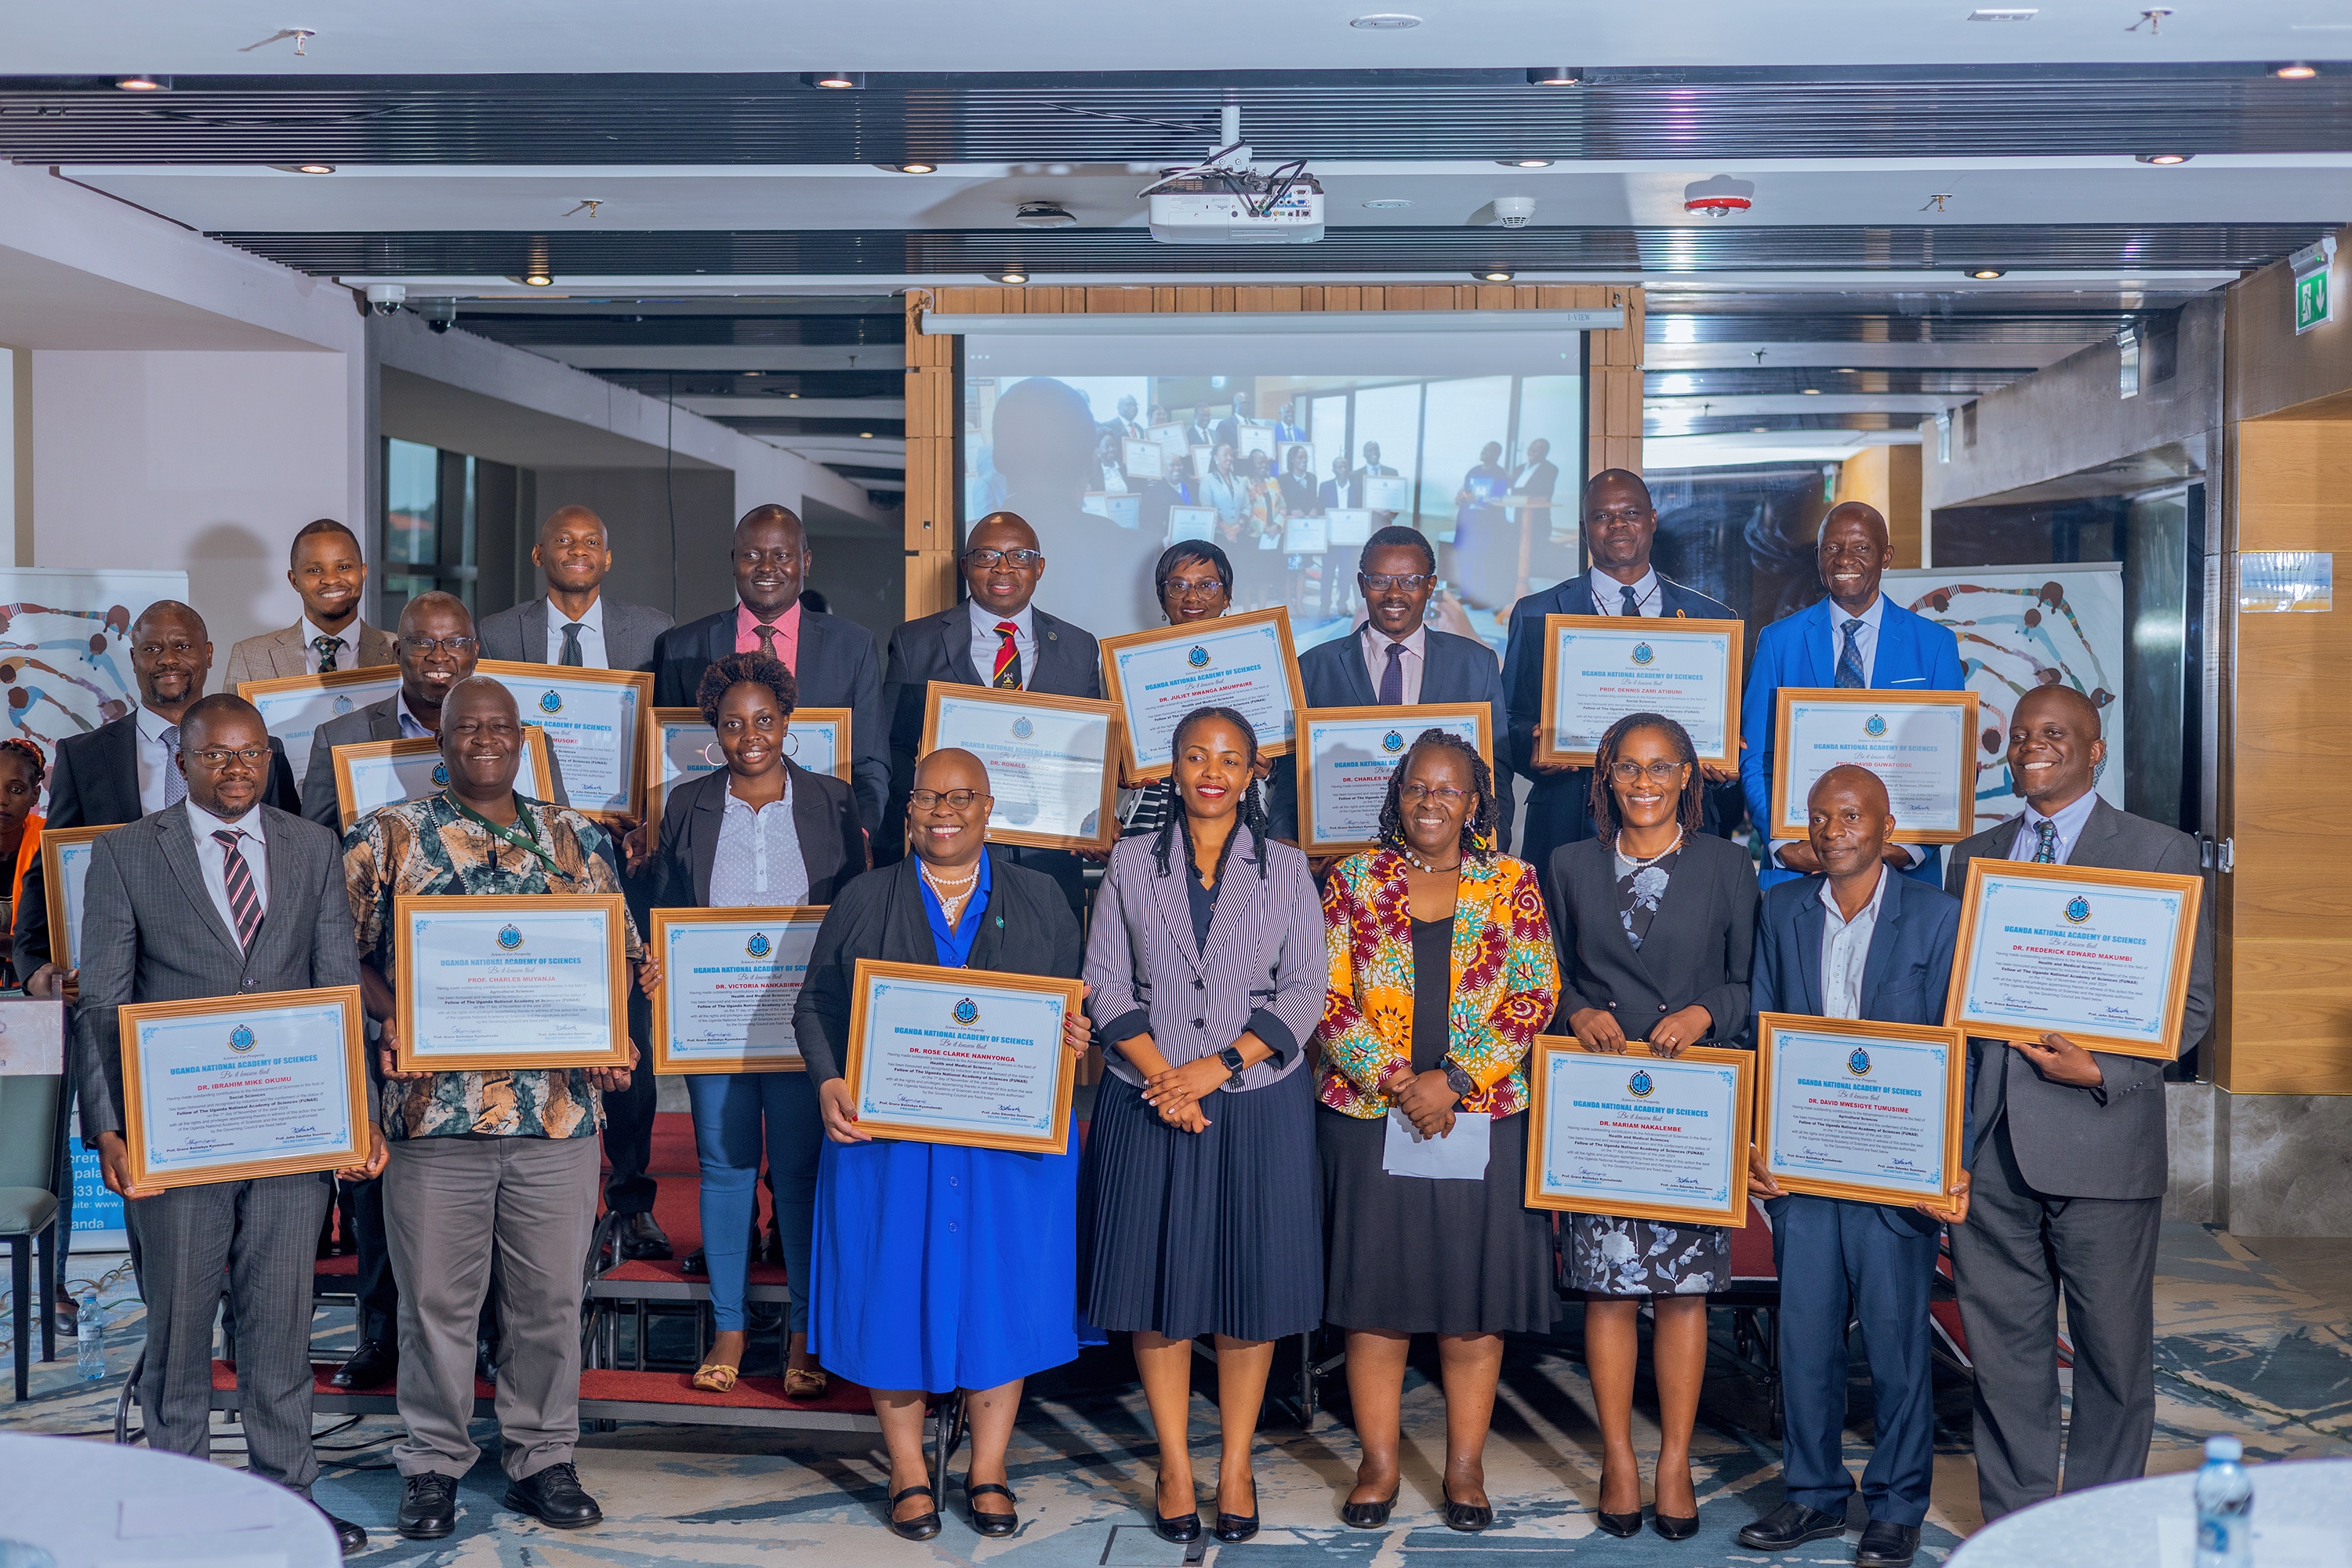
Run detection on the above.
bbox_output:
[967,601,1036,690]
[1589,566,1664,617]
[1823,592,1888,686]
[544,593,609,670]
[707,778,809,906]
[135,705,181,815]
[301,617,357,677]
[2006,787,2100,865]
[1819,864,1889,1021]
[187,797,270,936]
[1359,620,1428,706]
[394,693,434,740]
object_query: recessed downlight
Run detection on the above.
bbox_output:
[1476,270,1516,282]
[2136,152,2191,165]
[860,431,874,438]
[1965,267,2008,280]
[804,71,864,89]
[2274,62,2319,80]
[1527,67,1582,86]
[114,74,169,91]
[1348,13,1421,28]
[999,270,1029,284]
[296,162,336,175]
[1801,387,1821,395]
[1499,158,1554,169]
[522,272,554,288]
[896,162,937,174]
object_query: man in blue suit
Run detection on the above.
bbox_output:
[1739,501,1965,892]
[1501,469,1737,872]
[1740,764,1966,1568]
[1296,525,1511,847]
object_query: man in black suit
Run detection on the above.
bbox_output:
[1943,685,2214,1522]
[880,510,1102,910]
[1110,395,1146,441]
[1295,525,1511,848]
[1507,437,1568,579]
[650,504,888,835]
[1501,470,1739,873]
[1316,452,1360,513]
[1212,388,1253,459]
[1354,442,1402,527]
[477,506,675,673]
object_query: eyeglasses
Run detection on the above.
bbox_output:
[1361,573,1433,593]
[908,789,985,811]
[401,634,477,655]
[1164,576,1227,598]
[186,746,271,767]
[1398,782,1467,804]
[1609,760,1690,784]
[963,548,1044,570]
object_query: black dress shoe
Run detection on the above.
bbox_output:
[505,1462,603,1529]
[314,1504,367,1555]
[1855,1520,1922,1567]
[1214,1511,1259,1543]
[1341,1492,1397,1529]
[476,1338,499,1388]
[965,1481,1018,1537]
[1737,1501,1849,1551]
[1653,1511,1700,1541]
[396,1473,458,1540]
[332,1339,397,1391]
[616,1213,672,1261]
[1152,1477,1202,1544]
[681,1247,709,1277]
[1595,1509,1643,1537]
[887,1485,942,1541]
[1442,1487,1494,1533]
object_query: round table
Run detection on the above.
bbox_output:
[1951,1457,2352,1567]
[0,1432,338,1567]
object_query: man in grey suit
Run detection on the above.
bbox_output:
[477,505,673,673]
[76,694,381,1555]
[223,518,399,688]
[1944,684,2213,1521]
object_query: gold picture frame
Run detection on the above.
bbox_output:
[475,659,656,825]
[641,706,854,824]
[1537,614,1744,768]
[1768,687,1980,844]
[330,727,558,833]
[392,893,631,1072]
[38,823,122,973]
[916,682,1123,853]
[1293,702,1492,857]
[1753,1012,1968,1216]
[1523,1037,1754,1227]
[1098,605,1308,780]
[647,906,827,1075]
[841,957,1083,1155]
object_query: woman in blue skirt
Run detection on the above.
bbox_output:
[794,747,1095,1542]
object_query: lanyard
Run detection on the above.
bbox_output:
[443,791,564,879]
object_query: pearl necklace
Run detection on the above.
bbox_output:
[1401,848,1461,874]
[1616,831,1683,869]
[920,861,980,925]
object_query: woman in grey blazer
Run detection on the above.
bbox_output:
[1080,706,1327,1547]
[1546,711,1758,1542]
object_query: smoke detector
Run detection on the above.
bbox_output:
[1493,195,1536,228]
[1014,202,1077,229]
[1683,174,1755,218]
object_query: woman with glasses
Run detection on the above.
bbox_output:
[1081,706,1328,1545]
[793,748,1096,1541]
[1315,731,1557,1533]
[1546,711,1758,1541]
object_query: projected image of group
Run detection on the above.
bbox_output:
[964,370,1582,652]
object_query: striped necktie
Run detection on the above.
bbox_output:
[1835,619,1867,688]
[2032,819,2058,864]
[212,829,264,953]
[991,622,1023,688]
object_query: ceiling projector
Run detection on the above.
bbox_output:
[1141,106,1325,244]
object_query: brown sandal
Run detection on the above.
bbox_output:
[782,1365,829,1401]
[691,1361,739,1392]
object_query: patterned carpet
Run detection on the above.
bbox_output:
[5,1222,2349,1566]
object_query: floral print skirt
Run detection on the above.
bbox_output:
[1567,1213,1730,1297]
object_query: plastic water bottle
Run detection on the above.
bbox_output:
[75,1292,105,1381]
[2194,1435,2252,1567]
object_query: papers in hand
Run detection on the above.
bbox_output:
[1381,1105,1492,1180]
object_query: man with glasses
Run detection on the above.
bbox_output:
[651,503,888,833]
[1298,525,1511,846]
[880,511,1102,910]
[1501,470,1739,874]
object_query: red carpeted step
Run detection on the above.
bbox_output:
[575,1368,872,1414]
[312,1254,358,1279]
[1726,1196,1775,1280]
[212,1361,494,1399]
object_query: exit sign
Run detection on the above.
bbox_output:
[2296,266,2333,336]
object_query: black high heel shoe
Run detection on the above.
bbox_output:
[1214,1473,1258,1543]
[1152,1475,1201,1544]
[1652,1510,1700,1541]
[965,1482,1018,1537]
[1341,1490,1399,1529]
[887,1485,941,1542]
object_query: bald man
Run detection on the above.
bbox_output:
[1739,501,1966,892]
[479,505,673,673]
[1742,764,1964,1568]
[1942,684,2212,1522]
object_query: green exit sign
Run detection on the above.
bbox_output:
[2296,265,2334,336]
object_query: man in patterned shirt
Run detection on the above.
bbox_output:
[343,676,653,1541]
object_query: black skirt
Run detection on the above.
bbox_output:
[1078,1067,1323,1342]
[1318,1105,1559,1336]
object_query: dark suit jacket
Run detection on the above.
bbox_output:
[1296,626,1513,842]
[477,593,673,673]
[644,762,867,911]
[1547,831,1758,1044]
[72,802,360,1139]
[299,695,572,831]
[1751,869,1963,1234]
[14,713,302,975]
[1945,797,2213,1201]
[1316,477,1359,512]
[790,851,1080,1084]
[651,606,888,834]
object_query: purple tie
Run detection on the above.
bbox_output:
[1378,641,1406,705]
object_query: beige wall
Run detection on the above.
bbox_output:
[1834,444,1922,568]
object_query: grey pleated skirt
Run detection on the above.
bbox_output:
[1078,1067,1323,1342]
[1317,1106,1559,1335]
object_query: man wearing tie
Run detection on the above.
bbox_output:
[223,519,398,688]
[478,506,674,673]
[880,511,1102,909]
[1112,395,1147,441]
[1740,765,1965,1568]
[651,504,889,835]
[1943,685,2212,1521]
[1740,502,1966,892]
[1501,470,1737,873]
[74,693,380,1555]
[1296,525,1510,847]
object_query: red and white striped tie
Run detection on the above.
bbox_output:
[212,829,264,953]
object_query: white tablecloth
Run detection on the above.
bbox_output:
[0,1433,338,1567]
[1951,1457,2352,1568]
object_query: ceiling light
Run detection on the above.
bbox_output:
[1965,8,2037,18]
[860,431,874,438]
[804,71,864,89]
[2273,62,2320,80]
[521,272,554,288]
[1965,267,2007,279]
[895,162,937,174]
[114,74,169,91]
[1499,158,1554,169]
[295,162,336,175]
[1476,270,1515,282]
[1801,387,1821,395]
[1348,13,1421,28]
[2136,152,2191,165]
[999,270,1029,284]
[1751,426,1770,433]
[1362,198,1413,209]
[1527,67,1582,85]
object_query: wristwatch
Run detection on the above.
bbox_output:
[1217,1044,1247,1087]
[1441,1058,1476,1102]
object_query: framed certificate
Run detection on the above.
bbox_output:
[1947,859,2202,1060]
[642,706,851,823]
[39,823,122,973]
[331,728,556,833]
[239,666,404,783]
[917,683,1120,852]
[1123,437,1166,480]
[1189,444,1215,478]
[1099,606,1308,779]
[1364,474,1412,513]
[1235,419,1277,461]
[1755,1013,1966,1211]
[842,958,1084,1155]
[116,985,369,1192]
[1325,507,1373,547]
[1149,423,1190,461]
[1281,514,1330,555]
[1524,1038,1753,1227]
[649,907,825,1074]
[475,660,654,823]
[1770,688,1980,843]
[1167,506,1217,544]
[1538,615,1744,768]
[392,893,631,1072]
[1082,491,1142,529]
[1295,703,1490,856]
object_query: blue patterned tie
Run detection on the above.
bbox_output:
[1378,642,1406,705]
[2033,819,2057,864]
[1835,619,1867,689]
